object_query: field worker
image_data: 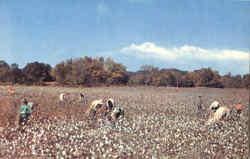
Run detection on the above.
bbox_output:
[28,102,33,109]
[59,93,65,102]
[197,96,202,110]
[87,99,104,119]
[210,101,220,112]
[207,106,231,124]
[236,103,243,117]
[8,87,15,94]
[79,93,84,102]
[104,98,115,117]
[18,98,32,125]
[111,105,124,120]
[106,98,115,112]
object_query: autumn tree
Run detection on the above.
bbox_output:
[52,56,114,86]
[128,71,147,85]
[242,74,250,88]
[187,68,223,88]
[220,73,234,88]
[104,57,128,85]
[178,73,194,87]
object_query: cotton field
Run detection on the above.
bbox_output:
[0,86,248,159]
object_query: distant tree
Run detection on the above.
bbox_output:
[0,60,10,82]
[232,74,244,88]
[161,68,188,86]
[52,62,67,84]
[140,65,157,72]
[220,73,247,88]
[206,69,223,88]
[179,74,194,87]
[187,68,223,88]
[53,56,110,86]
[23,62,53,85]
[242,74,250,88]
[104,57,128,85]
[75,56,107,85]
[8,63,24,84]
[128,73,144,85]
[150,68,167,86]
[8,56,247,88]
[70,58,90,85]
[63,59,75,85]
[131,66,190,87]
[220,72,234,88]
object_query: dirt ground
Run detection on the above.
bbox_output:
[0,85,248,158]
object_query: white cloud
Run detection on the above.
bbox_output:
[122,42,176,60]
[238,0,250,2]
[121,42,249,74]
[121,42,249,62]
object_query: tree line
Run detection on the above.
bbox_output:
[0,57,249,88]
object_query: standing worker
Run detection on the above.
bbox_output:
[197,96,202,111]
[236,103,243,118]
[8,87,15,94]
[18,98,32,126]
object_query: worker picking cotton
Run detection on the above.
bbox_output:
[59,93,65,102]
[197,96,202,111]
[28,102,34,110]
[207,106,231,124]
[79,93,84,102]
[86,99,104,118]
[209,101,220,112]
[18,98,32,126]
[236,103,243,117]
[111,105,124,120]
[106,98,115,112]
[8,87,15,94]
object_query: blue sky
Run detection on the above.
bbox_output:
[0,0,249,75]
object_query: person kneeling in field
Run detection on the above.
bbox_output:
[209,100,220,112]
[18,98,32,126]
[111,105,124,120]
[106,98,114,112]
[86,99,104,119]
[104,98,115,116]
[207,106,231,124]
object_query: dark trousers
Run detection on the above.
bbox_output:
[19,113,31,125]
[237,110,242,115]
